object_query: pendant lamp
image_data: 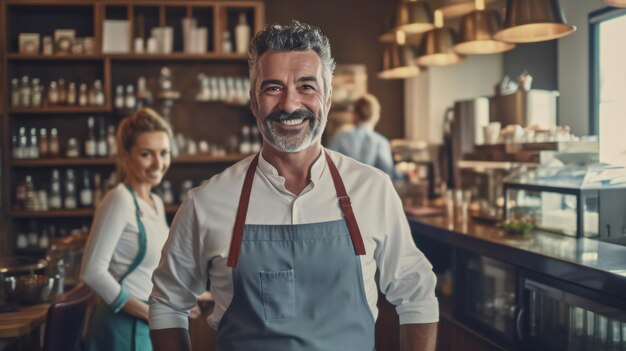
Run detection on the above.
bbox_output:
[454,0,515,55]
[433,0,496,18]
[605,0,626,7]
[378,43,423,79]
[495,0,576,43]
[416,10,465,66]
[396,0,435,34]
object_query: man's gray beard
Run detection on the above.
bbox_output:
[260,116,326,153]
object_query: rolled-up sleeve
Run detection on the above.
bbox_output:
[376,179,439,324]
[149,192,208,330]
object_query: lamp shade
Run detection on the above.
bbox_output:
[495,0,576,43]
[396,0,435,34]
[605,0,626,7]
[454,9,515,54]
[433,0,497,18]
[378,44,423,79]
[416,27,465,66]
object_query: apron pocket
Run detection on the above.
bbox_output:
[260,269,295,321]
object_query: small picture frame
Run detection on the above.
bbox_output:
[19,33,40,54]
[54,29,76,54]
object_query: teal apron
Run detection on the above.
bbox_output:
[85,185,152,351]
[217,152,375,351]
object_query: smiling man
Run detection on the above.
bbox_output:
[148,21,438,351]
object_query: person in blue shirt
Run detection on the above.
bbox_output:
[329,93,396,176]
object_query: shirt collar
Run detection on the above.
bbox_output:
[257,148,327,195]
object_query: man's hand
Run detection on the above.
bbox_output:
[400,323,438,351]
[151,328,191,351]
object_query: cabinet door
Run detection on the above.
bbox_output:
[457,252,520,346]
[522,273,626,351]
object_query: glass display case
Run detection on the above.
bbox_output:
[503,165,626,243]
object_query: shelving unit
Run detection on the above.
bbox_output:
[0,0,265,256]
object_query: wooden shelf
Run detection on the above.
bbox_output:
[165,204,180,214]
[172,154,248,164]
[11,209,95,218]
[10,157,116,167]
[6,53,104,61]
[107,53,248,61]
[9,154,247,167]
[9,106,111,114]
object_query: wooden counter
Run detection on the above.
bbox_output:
[0,304,48,339]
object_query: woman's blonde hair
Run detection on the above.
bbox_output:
[116,108,173,180]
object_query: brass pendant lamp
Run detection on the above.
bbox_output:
[416,10,465,66]
[605,0,626,7]
[495,0,576,43]
[432,0,496,18]
[454,0,515,55]
[378,38,424,79]
[395,0,435,34]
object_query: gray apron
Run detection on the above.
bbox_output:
[217,152,375,351]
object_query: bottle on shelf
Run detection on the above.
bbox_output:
[17,127,28,159]
[80,170,93,208]
[29,128,39,159]
[66,138,80,158]
[251,126,261,153]
[11,132,20,159]
[78,83,88,106]
[38,227,50,249]
[49,128,60,157]
[20,76,31,107]
[97,118,108,157]
[64,169,77,209]
[37,190,49,211]
[90,79,105,106]
[222,31,233,53]
[115,85,125,109]
[27,220,39,248]
[24,175,36,211]
[67,82,77,105]
[48,80,59,105]
[11,78,20,107]
[85,116,97,157]
[239,125,251,154]
[107,125,117,157]
[16,231,28,249]
[125,84,136,109]
[49,169,63,210]
[31,78,43,107]
[235,12,251,54]
[38,128,49,158]
[58,79,67,105]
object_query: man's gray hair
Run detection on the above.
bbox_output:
[249,20,336,98]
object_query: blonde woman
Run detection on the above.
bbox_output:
[81,108,172,351]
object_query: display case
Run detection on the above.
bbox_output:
[503,165,626,243]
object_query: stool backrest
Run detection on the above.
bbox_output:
[42,283,94,351]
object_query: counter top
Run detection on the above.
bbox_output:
[0,303,48,338]
[406,208,626,303]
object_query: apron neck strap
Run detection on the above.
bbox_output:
[227,154,260,267]
[227,151,366,268]
[323,151,367,256]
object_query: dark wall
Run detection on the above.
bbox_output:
[265,0,405,139]
[502,41,558,90]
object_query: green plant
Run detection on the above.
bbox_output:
[497,219,534,235]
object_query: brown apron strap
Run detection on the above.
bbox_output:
[227,151,366,267]
[324,151,367,256]
[227,154,260,267]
